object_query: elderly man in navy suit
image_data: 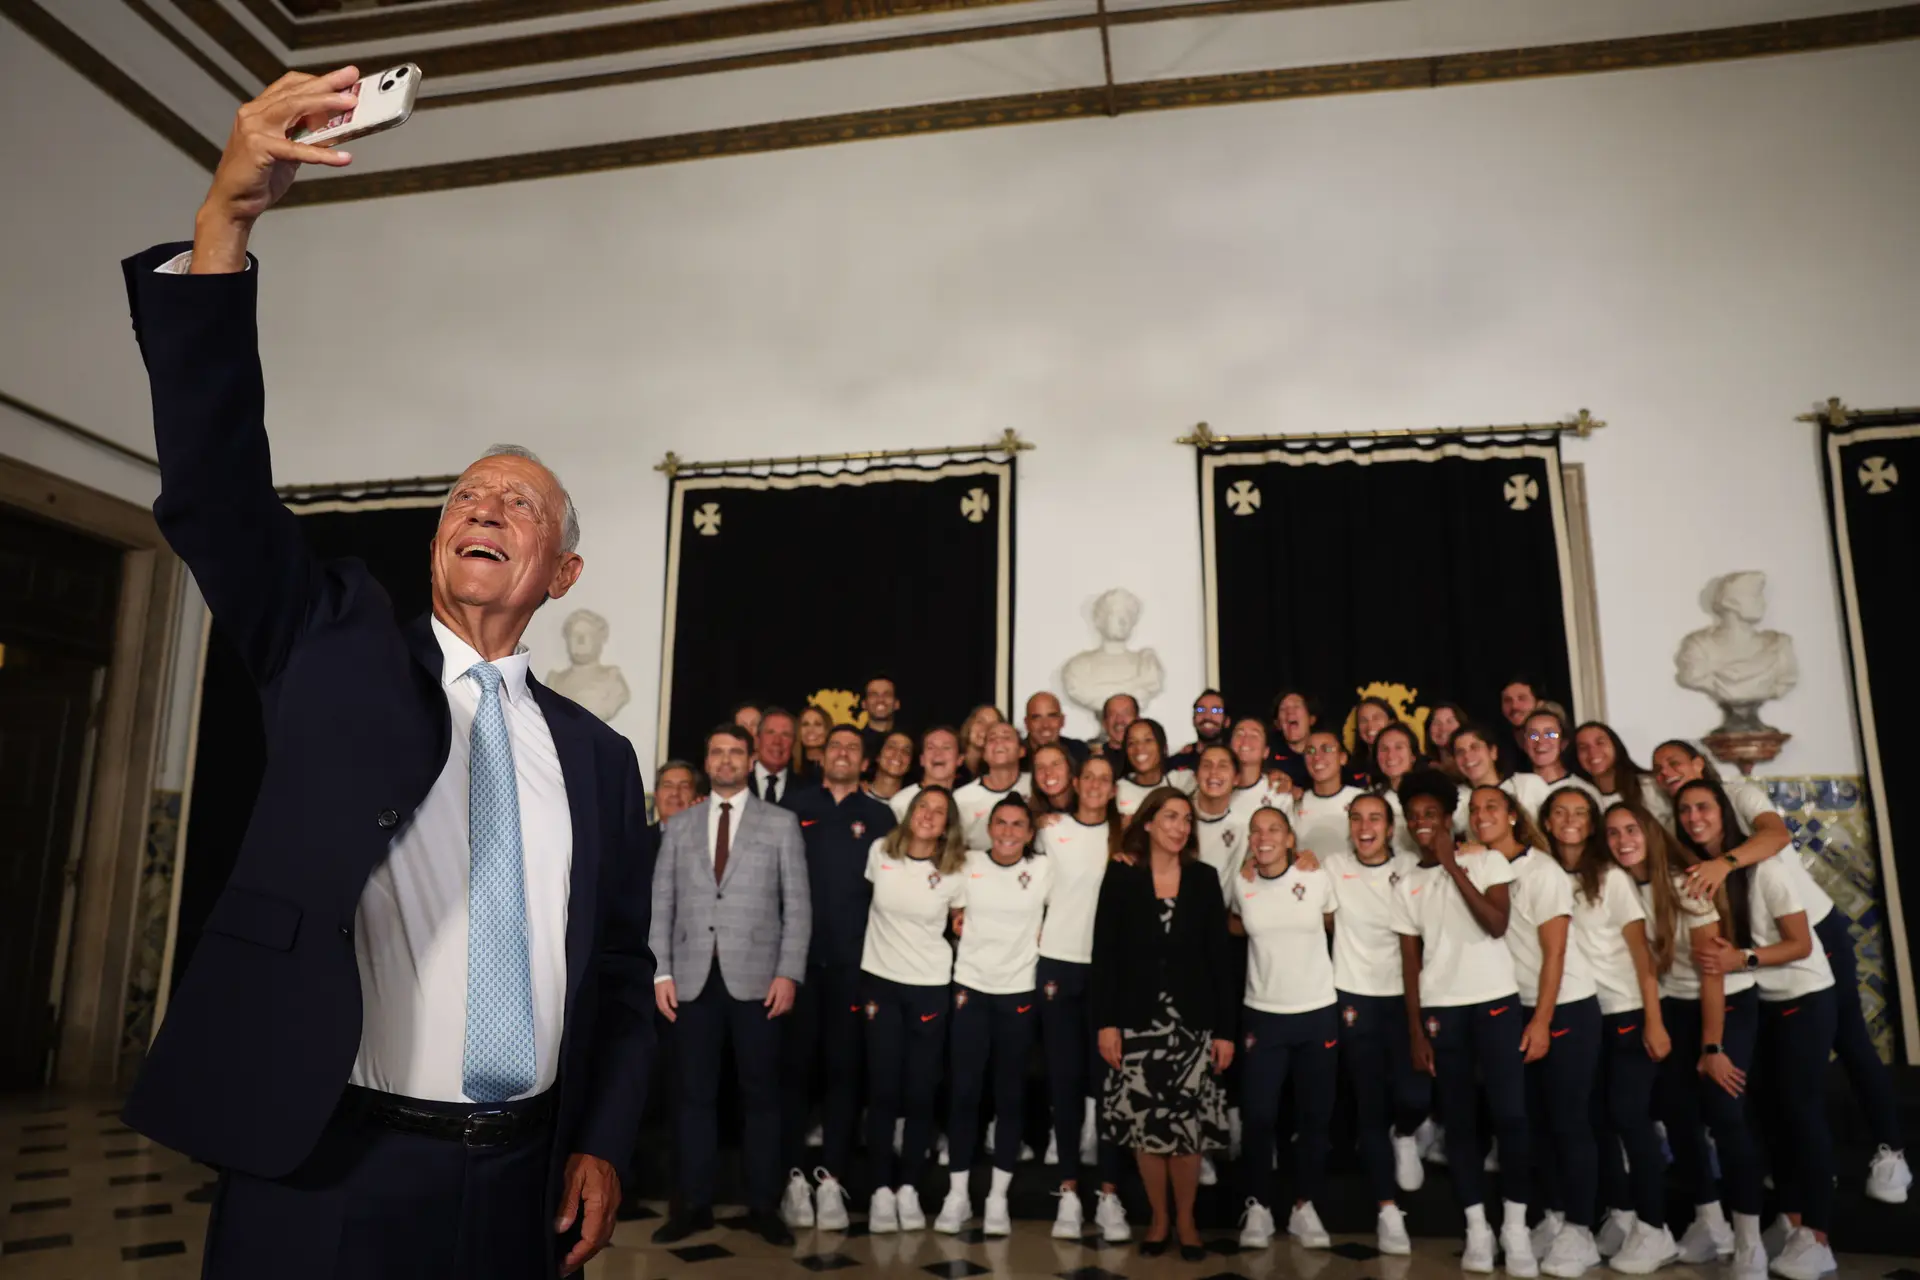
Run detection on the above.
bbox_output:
[120,67,655,1279]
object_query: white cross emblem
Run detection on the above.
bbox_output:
[1503,474,1539,511]
[960,488,991,523]
[1226,480,1261,516]
[1859,456,1899,495]
[692,502,722,535]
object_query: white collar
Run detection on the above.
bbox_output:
[431,615,532,703]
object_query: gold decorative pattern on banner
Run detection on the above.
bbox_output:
[1341,682,1431,752]
[808,689,869,727]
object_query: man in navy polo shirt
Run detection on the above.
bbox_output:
[778,726,898,1229]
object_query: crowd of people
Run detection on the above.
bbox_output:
[644,675,1912,1278]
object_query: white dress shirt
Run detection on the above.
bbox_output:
[706,787,753,869]
[349,617,572,1103]
[752,762,792,806]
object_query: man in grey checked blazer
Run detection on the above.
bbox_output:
[650,723,811,1245]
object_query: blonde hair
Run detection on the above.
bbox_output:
[883,785,969,876]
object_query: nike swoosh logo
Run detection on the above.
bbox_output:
[801,820,819,827]
[850,1005,863,1013]
[1323,1039,1338,1049]
[920,1013,939,1022]
[1782,1007,1801,1017]
[1409,888,1421,896]
[1341,874,1359,880]
[1488,1006,1510,1017]
[1551,1028,1570,1038]
[1017,1005,1032,1014]
[1616,1024,1638,1035]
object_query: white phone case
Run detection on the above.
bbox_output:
[290,64,421,147]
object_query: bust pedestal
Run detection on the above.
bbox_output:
[1703,729,1790,777]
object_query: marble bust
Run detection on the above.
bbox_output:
[1063,588,1165,715]
[546,608,631,722]
[1675,571,1798,733]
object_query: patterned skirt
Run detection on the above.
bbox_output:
[1100,988,1230,1156]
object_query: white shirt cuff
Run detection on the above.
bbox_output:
[653,975,674,985]
[155,250,252,274]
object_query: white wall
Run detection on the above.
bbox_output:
[22,36,1920,778]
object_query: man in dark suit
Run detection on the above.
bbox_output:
[748,706,807,809]
[119,68,655,1280]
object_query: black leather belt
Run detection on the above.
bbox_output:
[350,1087,555,1149]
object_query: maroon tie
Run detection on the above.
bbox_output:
[714,801,732,884]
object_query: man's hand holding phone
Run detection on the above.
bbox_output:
[192,67,363,274]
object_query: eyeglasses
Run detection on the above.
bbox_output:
[1194,703,1225,715]
[1303,744,1341,756]
[1527,730,1562,743]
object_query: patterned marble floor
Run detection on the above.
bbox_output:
[4,1099,1914,1279]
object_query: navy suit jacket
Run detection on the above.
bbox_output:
[119,243,657,1198]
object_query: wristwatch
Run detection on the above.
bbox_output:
[1742,949,1761,971]
[1702,1043,1724,1056]
[1722,852,1740,866]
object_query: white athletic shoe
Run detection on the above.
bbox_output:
[1596,1209,1637,1259]
[1377,1205,1412,1256]
[1095,1190,1131,1243]
[1484,1140,1501,1174]
[1463,1224,1498,1273]
[1531,1211,1567,1259]
[1676,1208,1732,1263]
[780,1169,815,1228]
[805,1122,824,1147]
[1761,1214,1793,1260]
[1768,1227,1837,1280]
[1733,1233,1768,1280]
[1543,1223,1599,1277]
[1393,1130,1426,1192]
[983,1194,1012,1236]
[1239,1199,1276,1249]
[1079,1101,1099,1167]
[1418,1118,1446,1164]
[1610,1221,1679,1275]
[1052,1189,1085,1240]
[1020,1141,1037,1163]
[933,1188,971,1234]
[868,1188,899,1234]
[936,1133,950,1167]
[1289,1201,1332,1249]
[895,1184,926,1231]
[1867,1145,1912,1204]
[1044,1132,1060,1166]
[1198,1155,1219,1186]
[813,1171,850,1232]
[1501,1221,1541,1278]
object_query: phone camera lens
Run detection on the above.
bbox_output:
[380,78,396,92]
[395,66,409,77]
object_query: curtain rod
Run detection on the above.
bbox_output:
[1175,409,1604,448]
[656,428,1034,478]
[277,473,460,502]
[1796,397,1920,427]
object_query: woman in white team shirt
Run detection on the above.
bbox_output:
[1651,740,1908,1204]
[1468,784,1602,1279]
[1035,754,1131,1243]
[1028,742,1077,819]
[1543,789,1674,1274]
[1228,807,1339,1253]
[1678,780,1841,1280]
[934,796,1054,1237]
[1571,722,1671,829]
[1604,802,1765,1280]
[1291,730,1366,858]
[1226,717,1286,816]
[1190,744,1252,893]
[1116,718,1196,816]
[952,720,1030,849]
[1369,722,1424,856]
[1450,723,1548,827]
[859,786,969,1233]
[1321,792,1423,1255]
[1391,769,1538,1277]
[1518,709,1602,808]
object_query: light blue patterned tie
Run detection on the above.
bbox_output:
[462,661,538,1104]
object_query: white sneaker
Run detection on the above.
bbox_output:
[1484,1140,1501,1174]
[1052,1189,1085,1240]
[805,1122,824,1147]
[933,1187,971,1234]
[1532,1211,1567,1259]
[1543,1223,1599,1277]
[1393,1130,1426,1192]
[983,1194,1011,1236]
[1501,1222,1540,1278]
[1733,1232,1767,1280]
[936,1133,950,1167]
[868,1188,900,1234]
[1418,1118,1445,1164]
[813,1171,850,1232]
[1610,1221,1678,1275]
[1867,1145,1912,1204]
[1095,1190,1131,1243]
[1377,1204,1412,1256]
[1768,1227,1837,1280]
[1676,1210,1732,1263]
[1044,1132,1060,1166]
[1761,1214,1793,1260]
[1463,1224,1497,1273]
[1597,1209,1637,1259]
[780,1169,814,1228]
[1239,1199,1276,1248]
[1079,1102,1099,1167]
[1229,1107,1244,1161]
[1020,1141,1037,1163]
[1199,1155,1219,1186]
[895,1184,926,1231]
[1288,1201,1331,1248]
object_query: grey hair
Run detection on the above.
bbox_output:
[444,443,582,554]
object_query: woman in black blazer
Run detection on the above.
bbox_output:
[1091,786,1239,1260]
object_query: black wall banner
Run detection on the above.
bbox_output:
[1198,434,1579,750]
[168,488,443,998]
[1822,410,1919,1063]
[659,455,1015,765]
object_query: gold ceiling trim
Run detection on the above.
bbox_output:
[1176,410,1606,449]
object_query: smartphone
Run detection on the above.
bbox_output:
[289,64,422,147]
